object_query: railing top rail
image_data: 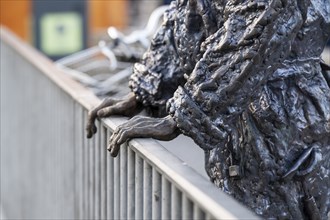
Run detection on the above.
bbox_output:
[0,26,100,110]
[1,26,259,219]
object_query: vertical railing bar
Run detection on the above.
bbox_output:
[45,75,52,217]
[107,129,114,219]
[65,92,71,218]
[161,177,171,220]
[182,195,193,220]
[57,88,63,218]
[53,87,63,218]
[38,66,46,217]
[57,88,61,218]
[193,204,205,220]
[143,161,152,219]
[152,168,161,220]
[83,110,89,219]
[127,147,135,220]
[120,144,128,220]
[100,125,107,219]
[171,185,182,220]
[206,213,215,220]
[93,134,97,219]
[75,103,84,219]
[50,85,55,216]
[135,154,143,220]
[68,90,75,219]
[81,106,86,219]
[89,132,94,219]
[94,120,101,220]
[73,103,77,218]
[79,107,83,219]
[114,147,121,219]
[55,88,61,218]
[73,103,77,219]
[66,91,73,218]
[64,92,71,218]
[53,87,57,217]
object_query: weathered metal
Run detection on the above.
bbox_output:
[87,0,330,219]
[0,26,257,219]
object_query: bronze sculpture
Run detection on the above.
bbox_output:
[86,0,330,219]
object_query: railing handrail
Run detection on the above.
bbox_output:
[0,26,258,219]
[0,26,100,110]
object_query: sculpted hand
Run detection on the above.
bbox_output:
[86,92,139,138]
[108,115,180,157]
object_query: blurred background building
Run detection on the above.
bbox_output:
[0,0,172,60]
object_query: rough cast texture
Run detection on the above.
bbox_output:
[129,0,330,219]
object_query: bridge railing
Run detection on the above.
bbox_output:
[0,26,258,220]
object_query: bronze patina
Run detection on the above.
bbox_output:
[86,0,330,219]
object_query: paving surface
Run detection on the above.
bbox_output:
[158,135,209,179]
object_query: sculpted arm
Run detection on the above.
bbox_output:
[86,2,184,139]
[104,0,305,153]
[168,0,305,149]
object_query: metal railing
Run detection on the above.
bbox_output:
[0,27,258,220]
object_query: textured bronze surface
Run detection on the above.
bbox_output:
[87,0,330,219]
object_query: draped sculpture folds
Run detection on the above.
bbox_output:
[88,0,330,218]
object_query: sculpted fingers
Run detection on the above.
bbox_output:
[97,105,122,117]
[107,116,179,157]
[98,96,139,118]
[86,121,97,138]
[107,119,141,157]
[108,119,141,156]
[86,93,139,139]
[86,109,99,138]
[108,126,136,157]
[86,110,100,138]
[116,127,138,147]
[86,97,116,138]
[108,133,121,157]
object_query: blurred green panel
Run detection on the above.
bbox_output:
[41,12,83,56]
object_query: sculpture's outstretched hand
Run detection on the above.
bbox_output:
[86,92,139,138]
[108,115,180,157]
